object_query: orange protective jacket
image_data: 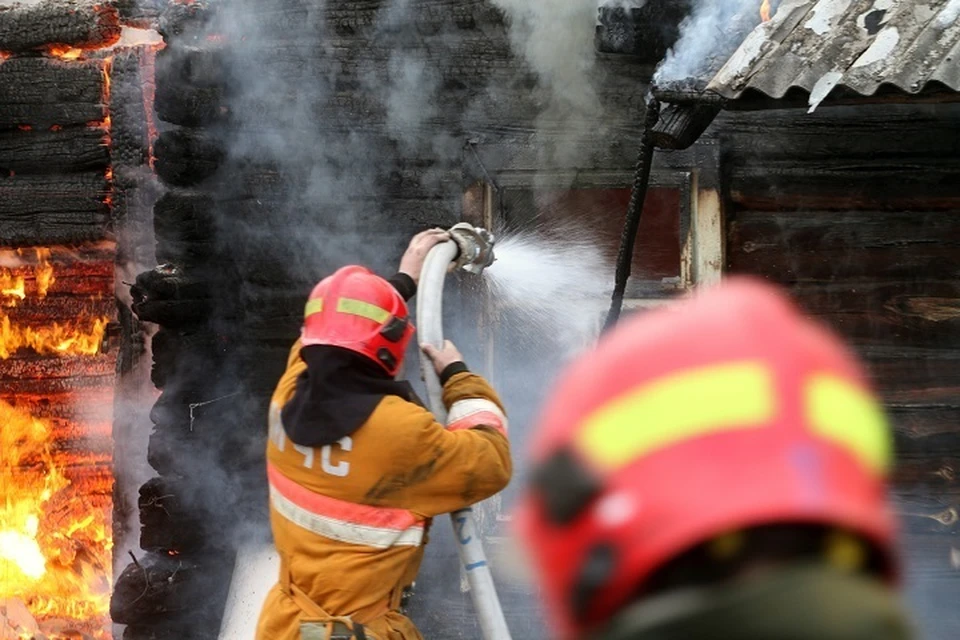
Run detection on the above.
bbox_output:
[256,341,512,640]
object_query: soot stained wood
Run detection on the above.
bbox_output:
[0,354,114,383]
[154,128,225,187]
[0,296,114,327]
[154,44,227,126]
[717,106,960,162]
[110,551,229,623]
[199,0,505,41]
[150,328,225,390]
[728,210,960,283]
[719,106,960,211]
[154,191,218,267]
[139,476,214,553]
[0,0,121,53]
[110,48,151,168]
[0,58,106,129]
[0,126,108,173]
[0,172,109,244]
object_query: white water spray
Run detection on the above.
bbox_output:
[484,230,612,355]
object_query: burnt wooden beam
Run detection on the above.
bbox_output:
[110,551,229,623]
[0,58,106,129]
[728,210,960,283]
[153,191,218,268]
[0,387,112,424]
[154,128,224,187]
[0,351,113,377]
[0,172,109,244]
[0,126,108,174]
[324,0,505,36]
[110,48,151,168]
[138,476,214,553]
[0,296,114,325]
[150,328,225,390]
[717,106,960,161]
[155,43,227,127]
[0,0,120,54]
[130,265,213,327]
[595,2,691,60]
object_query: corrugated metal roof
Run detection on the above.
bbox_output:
[706,0,960,109]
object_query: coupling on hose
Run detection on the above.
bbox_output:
[448,222,496,275]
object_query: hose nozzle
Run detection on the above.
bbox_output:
[449,223,496,275]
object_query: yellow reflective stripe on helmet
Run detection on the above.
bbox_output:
[336,297,391,324]
[304,299,324,319]
[577,362,775,469]
[806,375,891,474]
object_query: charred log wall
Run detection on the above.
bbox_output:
[0,0,161,636]
[720,103,960,639]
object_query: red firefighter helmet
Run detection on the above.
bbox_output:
[515,277,897,638]
[301,265,414,376]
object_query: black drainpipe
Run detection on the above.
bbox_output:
[603,96,661,331]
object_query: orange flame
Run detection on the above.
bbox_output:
[0,315,108,360]
[0,401,112,638]
[1,249,56,307]
[0,252,108,358]
[35,248,55,298]
[0,271,25,306]
[760,0,772,22]
[43,44,84,60]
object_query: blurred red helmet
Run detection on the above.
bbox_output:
[301,266,414,376]
[515,277,898,638]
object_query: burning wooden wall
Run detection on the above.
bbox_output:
[0,0,159,637]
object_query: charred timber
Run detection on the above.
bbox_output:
[0,58,106,129]
[650,103,722,150]
[0,353,115,382]
[154,128,225,187]
[595,1,692,61]
[110,551,231,624]
[0,0,120,54]
[138,476,214,553]
[110,49,150,168]
[0,126,108,174]
[728,211,960,284]
[154,191,216,240]
[157,0,504,42]
[0,172,109,244]
[155,45,227,127]
[150,328,225,390]
[158,0,214,42]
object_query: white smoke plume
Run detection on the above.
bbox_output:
[654,0,759,86]
[489,0,606,171]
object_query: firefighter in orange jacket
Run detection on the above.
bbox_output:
[256,229,512,640]
[515,278,914,640]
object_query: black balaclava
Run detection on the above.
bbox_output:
[280,344,424,448]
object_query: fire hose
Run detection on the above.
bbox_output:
[416,223,512,640]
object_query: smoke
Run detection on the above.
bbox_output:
[654,0,759,86]
[486,228,612,354]
[488,0,606,174]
